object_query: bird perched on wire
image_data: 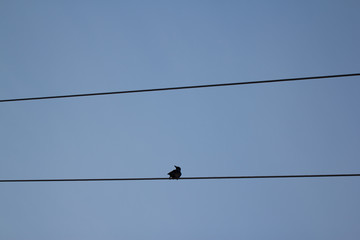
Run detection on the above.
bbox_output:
[168,165,182,179]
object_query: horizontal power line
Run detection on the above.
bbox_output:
[1,173,360,183]
[1,73,359,103]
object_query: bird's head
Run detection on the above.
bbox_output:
[174,165,181,170]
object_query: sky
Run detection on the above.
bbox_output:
[0,0,360,239]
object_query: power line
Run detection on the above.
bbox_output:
[1,73,359,103]
[1,173,360,183]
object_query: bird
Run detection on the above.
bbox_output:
[168,165,182,179]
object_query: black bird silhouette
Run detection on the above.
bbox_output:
[168,165,182,179]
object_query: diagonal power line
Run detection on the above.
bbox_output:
[1,173,360,183]
[1,73,359,103]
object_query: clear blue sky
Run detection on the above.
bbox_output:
[1,1,360,239]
